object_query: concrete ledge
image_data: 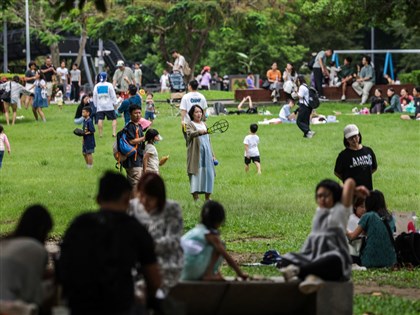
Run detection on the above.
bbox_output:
[234,84,415,102]
[168,279,353,315]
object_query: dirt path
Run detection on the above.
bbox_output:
[354,283,420,300]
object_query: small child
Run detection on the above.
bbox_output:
[243,123,261,174]
[0,124,11,169]
[55,87,64,109]
[144,92,155,121]
[181,201,248,281]
[142,128,169,174]
[279,102,296,123]
[81,106,95,168]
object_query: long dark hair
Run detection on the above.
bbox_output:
[315,179,342,205]
[201,201,225,230]
[12,205,53,243]
[365,190,392,221]
[136,172,167,212]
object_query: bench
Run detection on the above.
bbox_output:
[234,84,415,102]
[168,279,353,315]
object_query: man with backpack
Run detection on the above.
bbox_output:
[312,49,333,100]
[167,49,191,79]
[296,75,317,138]
[122,104,145,187]
[118,84,142,125]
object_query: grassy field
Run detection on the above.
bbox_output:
[1,91,419,314]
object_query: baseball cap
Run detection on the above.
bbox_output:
[344,124,359,139]
[116,60,125,67]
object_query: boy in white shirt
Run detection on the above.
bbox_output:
[243,124,261,174]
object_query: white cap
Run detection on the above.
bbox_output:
[116,60,125,67]
[344,124,359,139]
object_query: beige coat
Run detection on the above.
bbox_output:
[186,121,213,175]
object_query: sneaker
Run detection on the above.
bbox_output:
[299,274,324,294]
[335,81,342,88]
[305,131,315,138]
[271,90,276,97]
[319,95,328,100]
[341,95,346,101]
[279,264,300,282]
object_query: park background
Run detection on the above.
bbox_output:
[1,1,420,314]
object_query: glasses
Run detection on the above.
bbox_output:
[316,193,331,199]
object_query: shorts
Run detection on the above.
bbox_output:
[144,111,154,120]
[97,110,117,120]
[244,156,260,165]
[46,82,53,97]
[83,146,95,154]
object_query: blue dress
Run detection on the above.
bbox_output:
[32,80,48,108]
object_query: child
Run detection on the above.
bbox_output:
[347,197,366,265]
[142,128,169,174]
[243,123,261,174]
[180,201,248,281]
[370,88,385,114]
[81,106,95,168]
[279,102,296,123]
[55,87,64,109]
[31,70,48,122]
[144,92,155,121]
[0,124,11,169]
[279,178,369,294]
[347,190,397,268]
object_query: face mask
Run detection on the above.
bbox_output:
[154,140,159,145]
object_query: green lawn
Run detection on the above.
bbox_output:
[1,97,419,314]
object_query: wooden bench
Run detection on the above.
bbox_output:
[168,279,353,315]
[234,84,415,102]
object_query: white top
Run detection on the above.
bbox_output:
[298,84,310,106]
[57,67,68,82]
[70,69,81,82]
[93,81,117,112]
[160,74,169,89]
[134,69,142,85]
[279,105,292,120]
[347,213,360,232]
[180,91,208,124]
[243,134,260,157]
[144,143,159,173]
[192,121,207,131]
[173,55,186,75]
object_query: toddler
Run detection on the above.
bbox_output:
[0,124,11,168]
[181,201,248,281]
[142,128,169,174]
[243,123,261,174]
[145,92,155,121]
[55,87,64,109]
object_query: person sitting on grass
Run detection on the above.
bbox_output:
[142,128,169,174]
[401,86,420,120]
[369,88,385,114]
[180,200,248,281]
[279,101,297,123]
[347,196,366,265]
[347,190,397,268]
[384,87,402,113]
[81,106,95,169]
[399,88,414,112]
[279,178,369,294]
[243,123,261,174]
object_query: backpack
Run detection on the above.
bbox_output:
[183,61,192,76]
[113,122,140,170]
[213,102,227,115]
[303,84,320,109]
[308,55,316,71]
[395,232,420,266]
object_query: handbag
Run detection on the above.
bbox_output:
[262,80,270,89]
[0,81,11,103]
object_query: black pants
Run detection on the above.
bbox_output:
[71,82,80,102]
[299,255,343,281]
[296,104,312,136]
[313,68,323,96]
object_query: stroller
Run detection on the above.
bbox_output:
[167,72,186,116]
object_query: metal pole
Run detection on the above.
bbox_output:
[371,27,375,67]
[98,39,103,72]
[25,0,31,66]
[3,18,7,73]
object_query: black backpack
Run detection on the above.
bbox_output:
[308,55,316,71]
[303,84,320,109]
[395,232,420,266]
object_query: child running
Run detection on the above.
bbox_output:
[0,124,11,169]
[81,106,95,168]
[181,201,248,281]
[142,128,169,174]
[243,123,261,174]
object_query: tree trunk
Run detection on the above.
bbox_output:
[50,42,60,68]
[75,19,88,67]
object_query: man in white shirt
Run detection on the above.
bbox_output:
[167,49,186,77]
[93,72,118,137]
[180,80,207,143]
[296,75,315,138]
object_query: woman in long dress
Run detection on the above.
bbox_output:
[186,105,216,202]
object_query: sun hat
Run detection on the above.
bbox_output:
[344,124,359,139]
[116,60,125,67]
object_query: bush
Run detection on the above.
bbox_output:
[399,70,420,85]
[0,73,25,83]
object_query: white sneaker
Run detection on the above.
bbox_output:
[305,131,315,138]
[279,264,300,282]
[341,95,346,101]
[271,90,276,97]
[299,274,324,294]
[336,81,342,88]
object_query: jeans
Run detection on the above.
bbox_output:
[0,150,4,168]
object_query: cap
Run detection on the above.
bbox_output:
[116,60,125,67]
[98,72,107,83]
[344,124,359,139]
[203,66,211,72]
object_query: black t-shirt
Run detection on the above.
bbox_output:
[25,69,36,84]
[334,146,377,190]
[413,97,420,117]
[122,122,144,169]
[40,64,56,82]
[58,210,157,315]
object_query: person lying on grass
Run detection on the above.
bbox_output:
[180,201,248,281]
